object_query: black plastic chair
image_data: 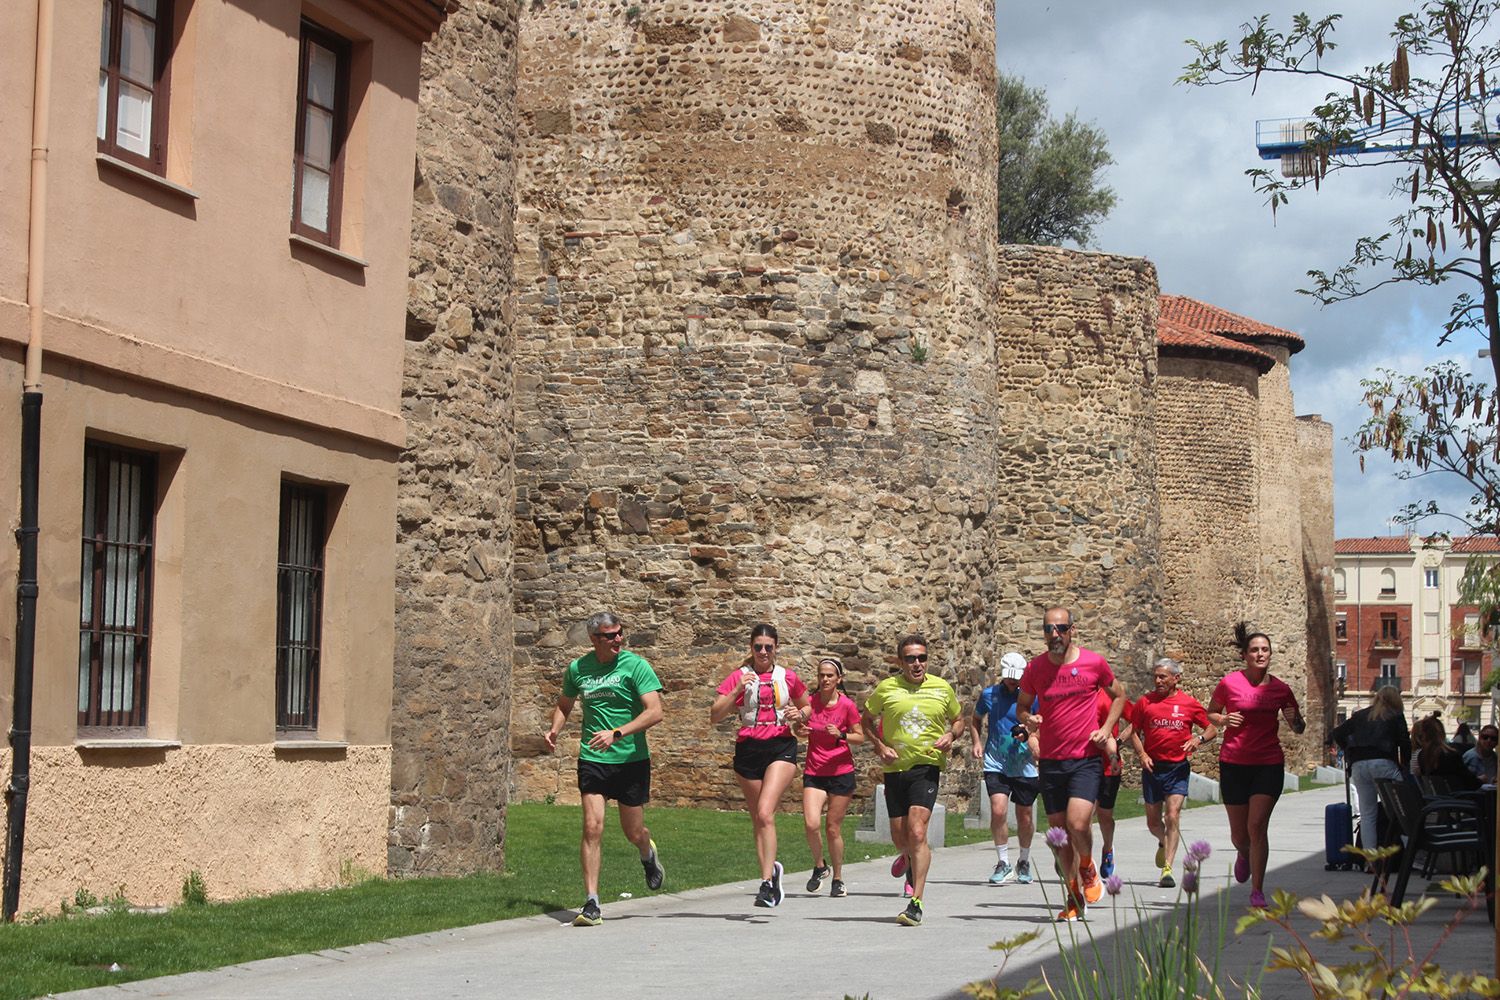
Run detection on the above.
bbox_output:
[1376,778,1482,906]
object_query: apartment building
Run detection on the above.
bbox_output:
[1333,535,1497,727]
[2,0,444,910]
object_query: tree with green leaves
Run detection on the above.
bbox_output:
[995,73,1117,247]
[1183,2,1500,673]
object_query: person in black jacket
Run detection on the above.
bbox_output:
[1331,687,1410,854]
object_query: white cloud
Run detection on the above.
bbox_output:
[997,1,1497,537]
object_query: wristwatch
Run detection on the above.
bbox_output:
[612,729,623,741]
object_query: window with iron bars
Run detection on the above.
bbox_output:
[78,441,156,728]
[276,482,326,731]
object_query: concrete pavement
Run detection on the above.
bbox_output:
[57,785,1496,1000]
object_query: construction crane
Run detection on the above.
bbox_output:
[1255,89,1500,176]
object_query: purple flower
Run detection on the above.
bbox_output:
[1105,874,1123,896]
[1183,856,1199,874]
[1045,826,1069,849]
[1181,870,1199,895]
[1186,840,1213,863]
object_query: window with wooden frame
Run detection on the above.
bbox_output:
[291,19,350,246]
[276,482,326,731]
[78,441,157,729]
[97,0,173,172]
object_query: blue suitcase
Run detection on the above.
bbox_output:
[1324,800,1358,870]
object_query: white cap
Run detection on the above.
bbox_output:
[1000,652,1027,680]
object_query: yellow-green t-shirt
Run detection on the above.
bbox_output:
[864,674,961,772]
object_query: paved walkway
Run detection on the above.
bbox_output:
[58,785,1495,1000]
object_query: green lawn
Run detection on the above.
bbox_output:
[0,789,1230,999]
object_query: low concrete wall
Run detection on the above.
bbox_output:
[0,744,389,913]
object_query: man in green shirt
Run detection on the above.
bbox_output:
[544,611,666,926]
[861,632,963,927]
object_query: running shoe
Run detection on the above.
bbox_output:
[754,880,777,907]
[642,840,664,890]
[1158,867,1175,889]
[1015,859,1033,884]
[573,899,602,926]
[1099,850,1115,879]
[890,853,909,878]
[771,860,785,906]
[1066,880,1089,920]
[1234,851,1250,884]
[1154,840,1167,869]
[1079,861,1103,904]
[989,861,1015,885]
[1056,898,1082,922]
[897,899,924,926]
[903,868,915,897]
[1249,888,1267,909]
[829,878,847,898]
[806,864,830,893]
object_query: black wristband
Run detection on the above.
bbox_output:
[612,729,623,741]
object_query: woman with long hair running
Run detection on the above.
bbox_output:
[1207,621,1306,908]
[797,655,863,898]
[710,623,811,908]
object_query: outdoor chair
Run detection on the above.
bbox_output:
[1375,778,1482,907]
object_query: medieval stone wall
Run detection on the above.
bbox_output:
[508,0,1001,810]
[1155,354,1261,710]
[391,0,520,876]
[990,247,1163,696]
[1297,415,1336,743]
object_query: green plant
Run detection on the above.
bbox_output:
[65,887,101,914]
[625,4,640,21]
[181,871,208,907]
[908,335,929,363]
[337,858,377,887]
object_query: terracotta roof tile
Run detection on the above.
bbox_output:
[1157,315,1277,373]
[1334,537,1412,554]
[1159,294,1306,354]
[1452,536,1500,553]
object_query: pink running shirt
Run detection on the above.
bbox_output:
[1212,670,1298,765]
[802,693,860,777]
[716,666,808,741]
[1021,648,1115,760]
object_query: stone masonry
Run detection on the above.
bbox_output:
[391,1,521,876]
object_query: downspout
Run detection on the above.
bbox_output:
[4,0,51,923]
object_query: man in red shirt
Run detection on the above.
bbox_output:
[1018,606,1127,921]
[1127,657,1216,888]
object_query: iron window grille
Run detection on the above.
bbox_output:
[276,482,326,731]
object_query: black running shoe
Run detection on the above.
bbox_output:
[771,860,785,906]
[642,840,664,891]
[754,880,777,908]
[897,899,923,926]
[806,864,830,893]
[830,878,847,898]
[573,899,602,926]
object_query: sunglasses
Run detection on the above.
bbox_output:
[1042,623,1072,635]
[903,654,928,664]
[753,643,776,653]
[593,630,624,642]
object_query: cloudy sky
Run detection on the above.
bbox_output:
[997,1,1495,539]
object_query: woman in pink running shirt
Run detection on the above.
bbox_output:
[1207,622,1306,909]
[796,655,864,898]
[710,623,811,909]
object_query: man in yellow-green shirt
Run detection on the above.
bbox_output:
[861,632,963,927]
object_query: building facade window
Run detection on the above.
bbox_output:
[276,482,326,731]
[1379,568,1397,596]
[1424,567,1440,588]
[1377,659,1400,690]
[1334,569,1346,596]
[1335,612,1347,641]
[1423,611,1439,634]
[97,0,172,172]
[1464,659,1482,694]
[1464,611,1482,648]
[1423,657,1440,682]
[1379,612,1399,643]
[78,441,157,728]
[291,19,350,246]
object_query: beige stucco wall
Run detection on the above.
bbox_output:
[1,0,425,446]
[0,744,389,911]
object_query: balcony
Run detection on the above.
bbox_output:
[1372,632,1402,650]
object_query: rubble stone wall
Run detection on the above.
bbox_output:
[391,0,521,875]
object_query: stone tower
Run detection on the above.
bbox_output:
[392,1,522,875]
[508,0,1002,806]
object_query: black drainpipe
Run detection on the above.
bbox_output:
[4,390,41,922]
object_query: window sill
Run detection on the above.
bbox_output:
[97,153,199,201]
[75,737,182,751]
[289,234,367,269]
[274,738,348,752]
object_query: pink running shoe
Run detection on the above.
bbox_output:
[1249,889,1267,909]
[891,854,908,878]
[903,868,915,897]
[1234,852,1249,884]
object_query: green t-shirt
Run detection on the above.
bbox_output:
[864,673,961,773]
[563,649,663,764]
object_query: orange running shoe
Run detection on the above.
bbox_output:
[1080,861,1103,904]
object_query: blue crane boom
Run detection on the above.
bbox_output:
[1255,90,1500,171]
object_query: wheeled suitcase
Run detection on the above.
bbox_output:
[1324,765,1360,871]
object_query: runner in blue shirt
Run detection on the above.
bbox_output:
[969,652,1040,884]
